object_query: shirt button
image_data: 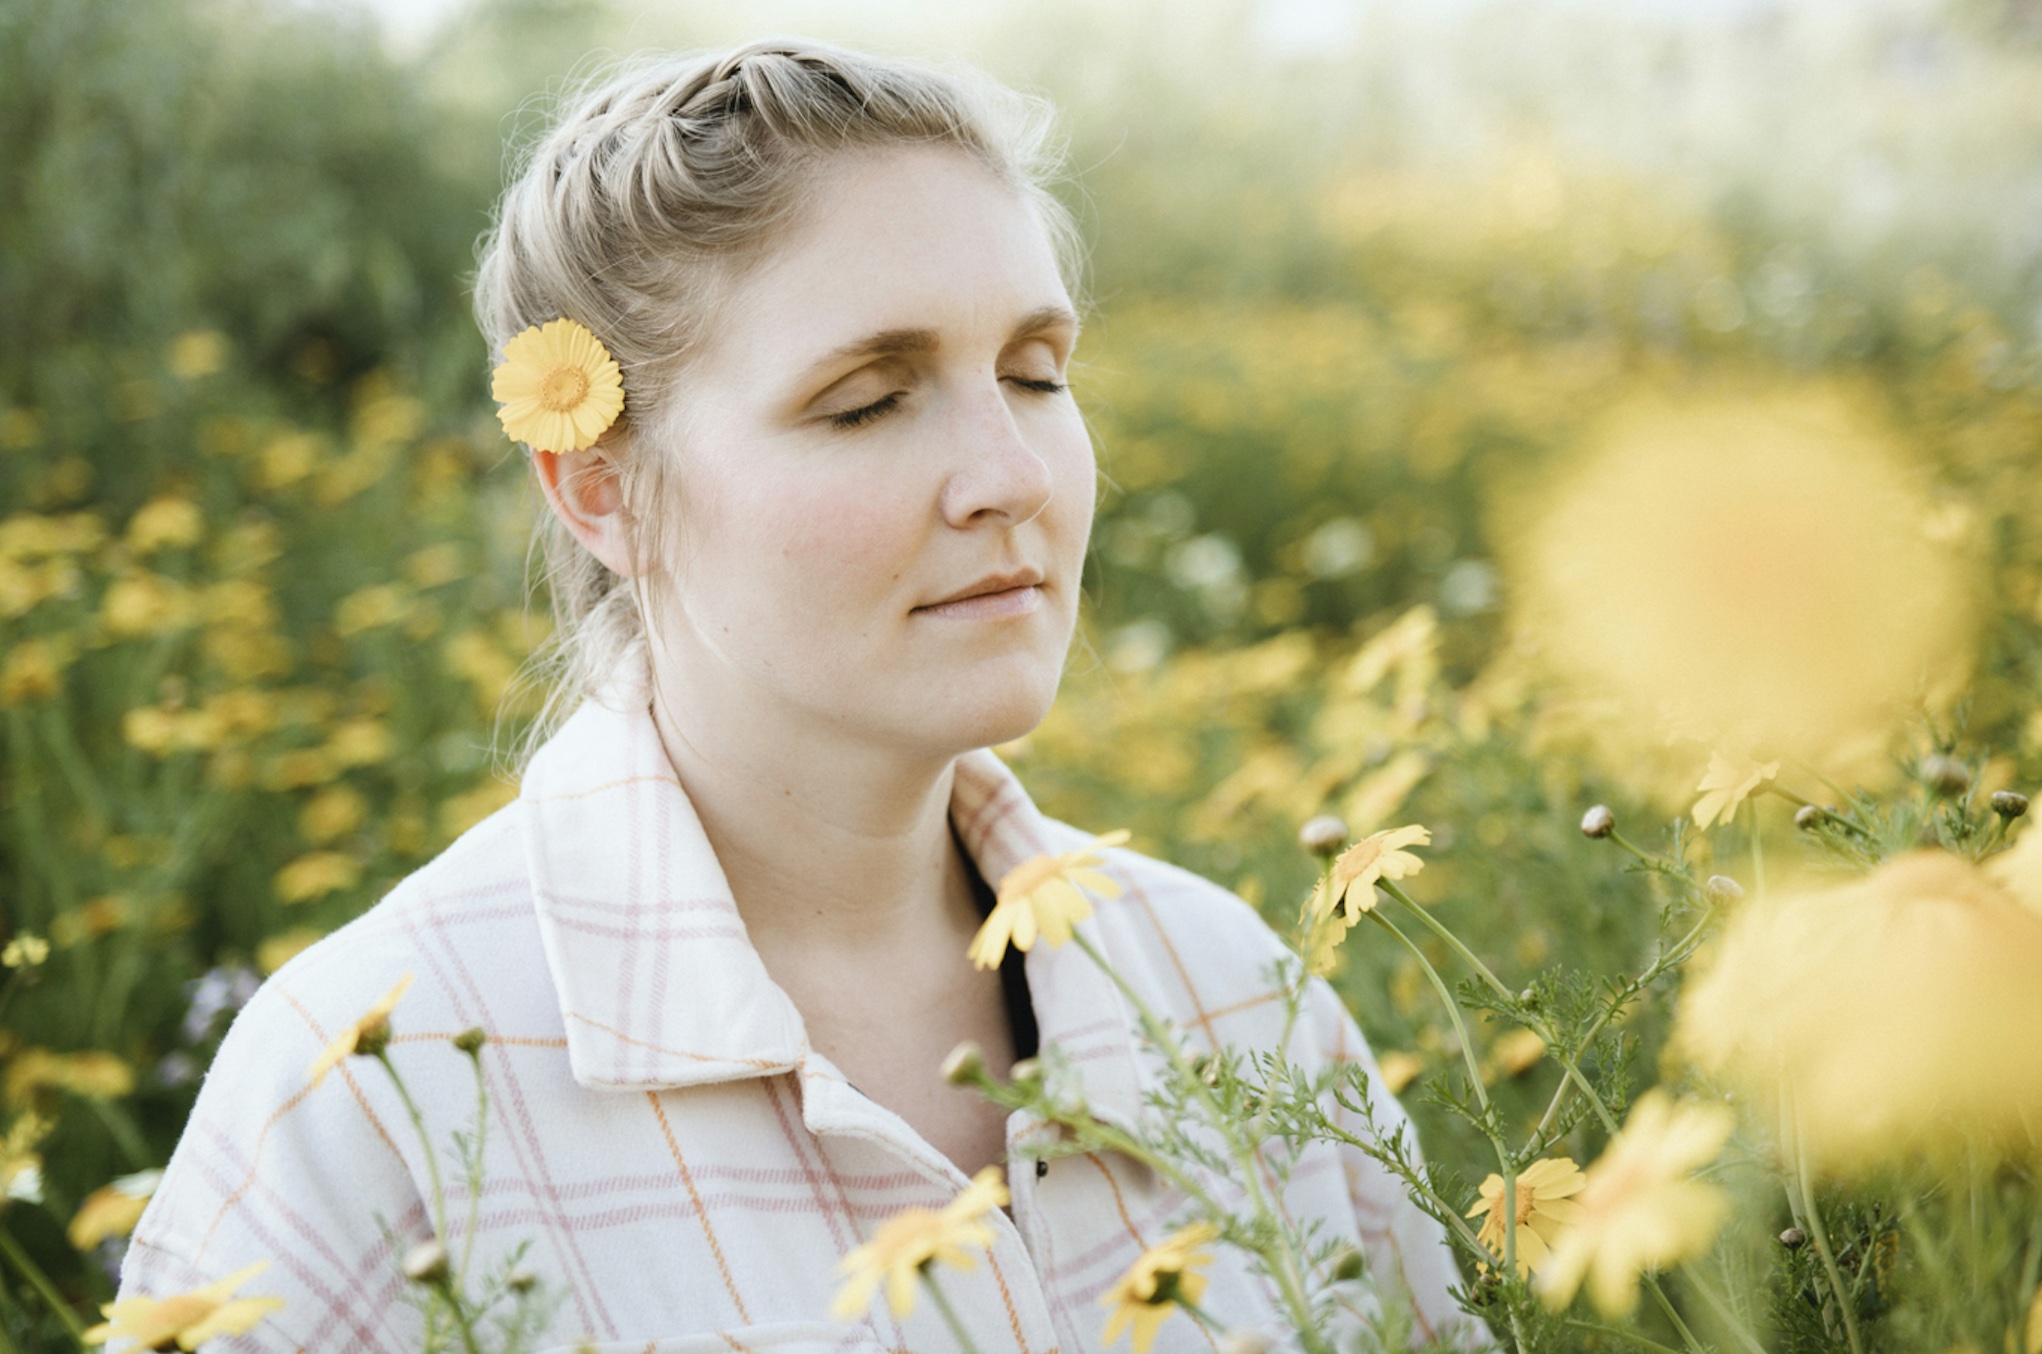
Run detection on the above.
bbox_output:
[1035,1159,1049,1179]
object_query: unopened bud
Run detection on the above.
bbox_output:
[1923,754,1971,797]
[1298,815,1349,858]
[1517,988,1538,1007]
[1007,1058,1042,1091]
[506,1265,537,1294]
[1219,1333,1277,1354]
[1328,1247,1366,1282]
[403,1239,449,1285]
[1705,875,1744,903]
[940,1041,987,1087]
[1793,804,1827,830]
[452,1027,487,1055]
[355,1018,393,1060]
[1992,791,2029,821]
[1579,805,1615,839]
[1778,1227,1807,1250]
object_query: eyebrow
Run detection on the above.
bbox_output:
[801,304,1082,378]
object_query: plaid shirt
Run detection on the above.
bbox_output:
[122,664,1486,1353]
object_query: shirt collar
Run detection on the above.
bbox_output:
[519,658,1150,1129]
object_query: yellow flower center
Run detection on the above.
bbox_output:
[538,366,591,411]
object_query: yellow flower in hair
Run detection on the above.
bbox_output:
[968,831,1129,970]
[491,318,625,454]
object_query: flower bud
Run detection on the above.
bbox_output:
[1793,804,1827,830]
[1922,753,1971,797]
[355,1017,393,1060]
[1517,988,1538,1007]
[452,1027,487,1055]
[1006,1058,1043,1091]
[1705,875,1744,903]
[1298,815,1349,858]
[506,1265,538,1294]
[1328,1247,1366,1282]
[1778,1227,1807,1250]
[1991,790,2029,821]
[1219,1333,1277,1354]
[403,1239,450,1285]
[940,1041,986,1087]
[1579,805,1615,840]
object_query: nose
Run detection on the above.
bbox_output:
[937,384,1054,530]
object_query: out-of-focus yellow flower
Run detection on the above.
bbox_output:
[1535,1092,1732,1316]
[101,572,196,636]
[1484,1027,1548,1083]
[256,431,322,491]
[2025,1281,2042,1354]
[491,318,626,454]
[0,1113,50,1207]
[1511,386,1974,764]
[444,630,519,714]
[165,330,229,381]
[439,780,518,841]
[1677,851,2042,1172]
[0,639,69,705]
[125,497,204,554]
[300,786,366,845]
[6,1049,135,1106]
[307,974,414,1086]
[1375,1050,1425,1095]
[49,896,133,948]
[2,934,49,969]
[69,1169,161,1249]
[84,1260,283,1349]
[1340,750,1432,836]
[1099,1221,1219,1353]
[404,544,466,589]
[256,927,323,976]
[1691,752,1780,830]
[325,719,392,768]
[1468,1157,1585,1276]
[968,831,1128,969]
[830,1167,1007,1319]
[263,748,336,790]
[334,584,414,637]
[274,852,361,905]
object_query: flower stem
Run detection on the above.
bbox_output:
[0,1223,87,1348]
[1645,1280,1708,1354]
[1565,1319,1685,1354]
[1794,1151,1863,1354]
[374,1050,448,1242]
[1361,910,1490,1117]
[457,1048,489,1291]
[1377,881,1509,1000]
[920,1268,985,1354]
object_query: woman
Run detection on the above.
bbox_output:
[119,40,1480,1352]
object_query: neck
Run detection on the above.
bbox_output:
[648,670,975,957]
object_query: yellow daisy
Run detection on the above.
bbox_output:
[1691,752,1780,830]
[1100,1221,1220,1353]
[490,318,625,454]
[306,974,414,1087]
[68,1170,161,1250]
[830,1167,1009,1320]
[1326,824,1430,920]
[1467,1157,1585,1276]
[968,831,1129,970]
[84,1260,283,1350]
[1535,1092,1733,1316]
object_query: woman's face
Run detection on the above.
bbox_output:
[641,146,1093,759]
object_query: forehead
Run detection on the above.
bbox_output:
[705,146,1072,373]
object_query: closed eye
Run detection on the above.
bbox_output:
[828,392,903,430]
[1007,377,1068,395]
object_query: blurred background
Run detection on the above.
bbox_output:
[3,0,2041,1339]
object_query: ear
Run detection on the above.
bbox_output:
[533,446,639,577]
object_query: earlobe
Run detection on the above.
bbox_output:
[534,446,639,577]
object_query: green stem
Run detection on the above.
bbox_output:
[456,1049,488,1291]
[1645,1280,1708,1354]
[1174,1295,1229,1336]
[1791,1120,1864,1354]
[919,1268,985,1354]
[0,1223,88,1347]
[1565,1319,1685,1354]
[1070,932,1332,1354]
[1378,880,1509,1000]
[373,1051,448,1243]
[1360,911,1490,1116]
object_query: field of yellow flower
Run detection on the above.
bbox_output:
[5,0,2042,1349]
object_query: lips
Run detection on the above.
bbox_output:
[917,566,1046,611]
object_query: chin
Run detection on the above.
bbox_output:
[905,659,1063,755]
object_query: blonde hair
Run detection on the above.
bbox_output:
[472,39,1081,755]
